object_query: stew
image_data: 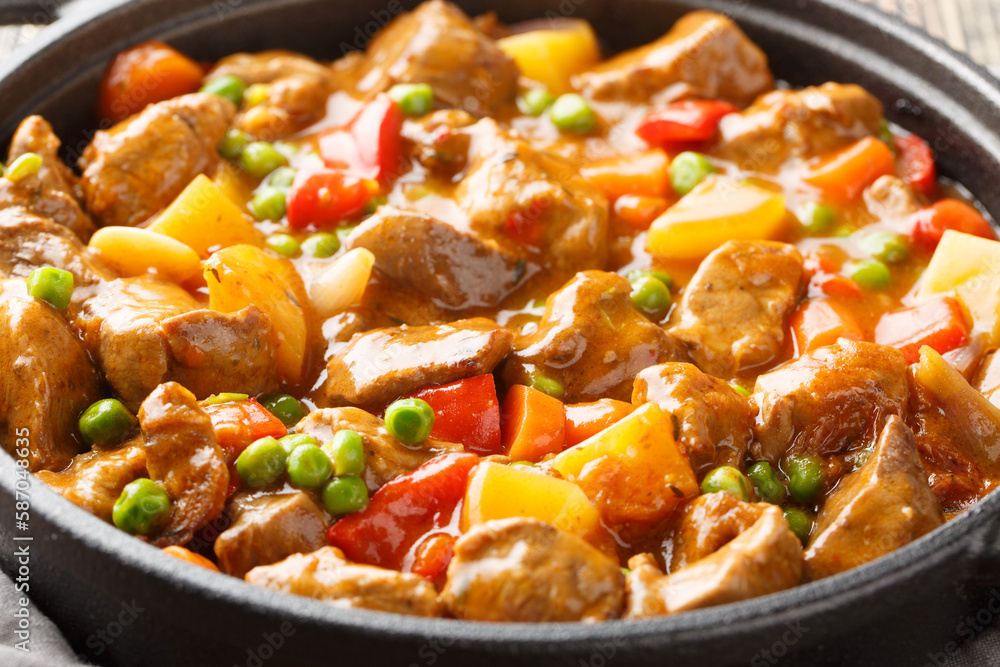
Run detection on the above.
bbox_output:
[7,0,1000,622]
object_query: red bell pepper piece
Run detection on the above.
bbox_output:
[874,296,969,363]
[318,93,404,184]
[906,199,996,253]
[286,167,377,230]
[407,375,503,456]
[635,99,738,146]
[203,399,287,461]
[327,452,479,577]
[894,133,936,198]
[409,532,456,587]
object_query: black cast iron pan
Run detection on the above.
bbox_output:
[3,1,1000,665]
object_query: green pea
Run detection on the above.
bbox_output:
[728,381,751,397]
[669,151,716,196]
[301,232,340,258]
[201,392,249,406]
[529,373,564,399]
[251,188,287,221]
[200,75,246,107]
[323,429,366,477]
[25,266,74,310]
[112,478,171,536]
[239,142,288,179]
[859,230,909,263]
[259,394,305,427]
[5,152,41,182]
[549,93,598,134]
[629,275,671,320]
[517,88,555,117]
[235,436,287,488]
[785,454,824,503]
[700,465,750,501]
[279,433,319,455]
[747,461,788,504]
[625,269,674,291]
[265,166,297,189]
[384,398,435,445]
[322,476,369,515]
[784,507,813,544]
[798,202,836,235]
[844,259,891,290]
[265,233,299,257]
[286,444,332,488]
[244,83,270,108]
[388,83,434,116]
[218,129,249,160]
[79,398,136,446]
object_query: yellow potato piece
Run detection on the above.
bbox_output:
[498,20,600,95]
[148,174,263,258]
[551,402,698,526]
[462,461,611,552]
[647,176,787,260]
[919,230,1000,344]
[89,226,201,283]
[204,245,309,383]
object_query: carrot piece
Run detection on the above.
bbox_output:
[580,149,670,199]
[874,296,970,363]
[501,385,566,462]
[801,137,895,202]
[98,41,205,122]
[162,545,220,572]
[564,399,635,447]
[790,299,865,354]
[202,399,288,461]
[614,195,669,231]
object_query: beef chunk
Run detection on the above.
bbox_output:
[668,241,803,379]
[662,492,770,572]
[207,51,332,139]
[246,546,444,617]
[0,287,105,471]
[503,271,686,403]
[633,362,756,472]
[357,0,517,114]
[138,382,229,547]
[325,317,513,407]
[35,437,146,521]
[80,93,235,227]
[625,506,802,617]
[752,340,909,462]
[805,416,943,580]
[75,277,279,412]
[579,11,772,105]
[711,83,883,172]
[345,206,527,310]
[296,407,462,492]
[214,492,329,578]
[0,116,95,240]
[442,518,625,622]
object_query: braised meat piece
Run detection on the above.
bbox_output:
[345,206,527,310]
[356,0,517,114]
[662,492,771,573]
[246,546,444,617]
[752,340,909,463]
[442,518,625,622]
[633,362,756,471]
[35,437,147,521]
[325,317,513,407]
[864,175,922,221]
[207,51,332,139]
[80,93,235,227]
[805,416,943,580]
[138,382,229,547]
[296,407,462,491]
[0,116,95,240]
[0,287,105,471]
[625,506,802,617]
[214,492,329,578]
[503,271,685,403]
[712,83,883,172]
[668,241,803,379]
[579,11,773,105]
